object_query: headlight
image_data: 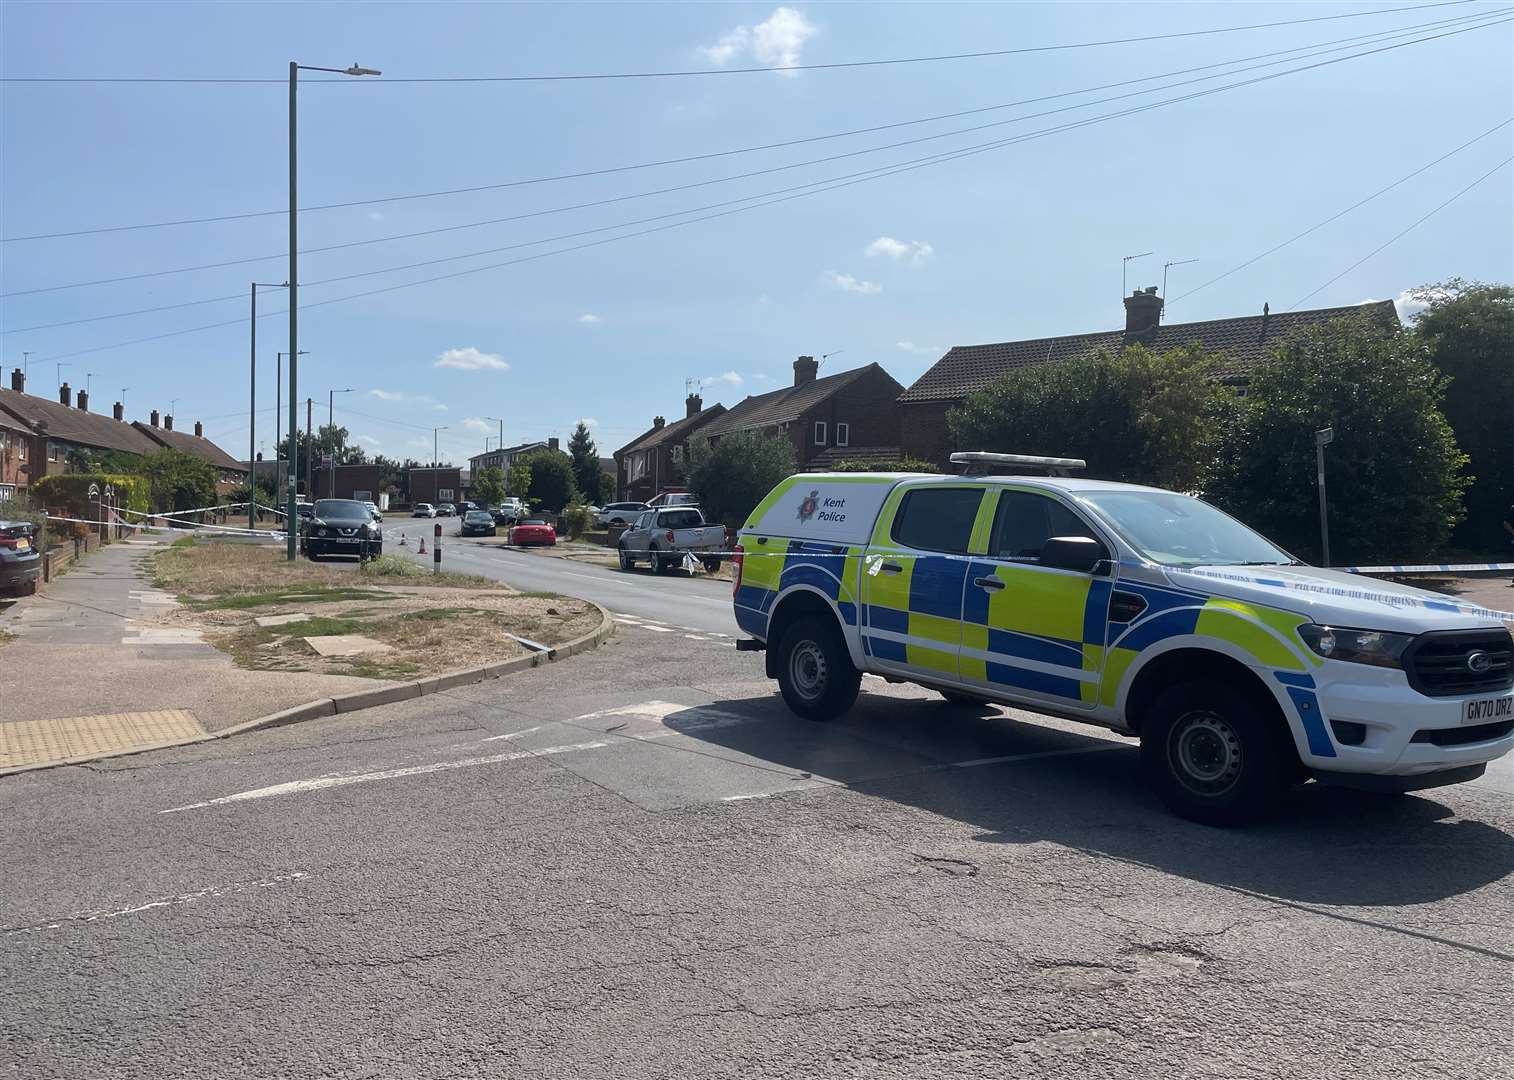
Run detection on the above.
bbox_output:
[1298,624,1413,668]
[315,527,328,537]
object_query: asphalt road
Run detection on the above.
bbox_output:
[386,520,738,635]
[3,614,1511,1077]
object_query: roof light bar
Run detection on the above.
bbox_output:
[950,452,1088,477]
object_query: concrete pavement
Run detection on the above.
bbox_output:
[3,616,1510,1077]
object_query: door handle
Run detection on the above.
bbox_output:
[974,576,1005,591]
[879,561,904,575]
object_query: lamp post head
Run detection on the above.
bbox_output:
[345,65,382,76]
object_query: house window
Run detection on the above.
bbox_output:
[835,422,849,447]
[438,488,454,501]
[813,421,827,446]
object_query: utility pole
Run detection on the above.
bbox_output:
[306,397,313,503]
[250,282,288,532]
[287,58,381,558]
[484,416,504,456]
[21,352,32,384]
[1315,428,1334,567]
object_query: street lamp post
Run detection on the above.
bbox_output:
[432,426,448,468]
[274,350,308,534]
[1315,427,1334,567]
[250,281,288,532]
[287,59,381,559]
[327,387,353,499]
[484,416,505,455]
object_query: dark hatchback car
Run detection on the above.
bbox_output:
[460,510,497,537]
[301,499,383,560]
[0,519,41,595]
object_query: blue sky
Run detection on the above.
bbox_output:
[2,2,1511,466]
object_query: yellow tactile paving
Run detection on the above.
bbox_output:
[0,710,205,769]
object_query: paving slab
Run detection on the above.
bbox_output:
[306,634,393,657]
[253,612,312,628]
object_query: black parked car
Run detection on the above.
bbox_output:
[301,499,383,560]
[460,510,497,537]
[0,519,41,595]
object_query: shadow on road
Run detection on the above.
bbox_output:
[663,693,1514,910]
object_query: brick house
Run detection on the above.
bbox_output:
[408,466,463,507]
[897,293,1399,466]
[312,464,385,502]
[132,412,249,495]
[698,357,904,470]
[0,372,161,496]
[614,394,727,502]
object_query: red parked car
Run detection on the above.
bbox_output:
[508,518,557,547]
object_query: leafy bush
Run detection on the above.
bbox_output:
[1207,317,1468,565]
[826,455,940,473]
[138,448,219,514]
[559,503,594,540]
[687,430,797,528]
[471,465,507,507]
[949,343,1237,493]
[518,449,577,513]
[360,553,426,578]
[32,473,151,519]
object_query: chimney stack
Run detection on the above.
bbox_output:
[113,401,124,421]
[59,382,72,407]
[548,436,559,451]
[150,409,160,427]
[1122,286,1163,345]
[9,368,22,393]
[77,389,89,412]
[164,414,173,431]
[685,393,703,418]
[652,416,666,429]
[793,355,818,387]
[194,421,203,438]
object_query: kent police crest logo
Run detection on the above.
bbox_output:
[797,490,820,523]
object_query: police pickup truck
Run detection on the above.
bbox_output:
[731,454,1514,825]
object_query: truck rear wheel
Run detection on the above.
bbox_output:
[1140,680,1288,827]
[776,615,860,722]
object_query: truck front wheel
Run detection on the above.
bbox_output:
[776,615,861,722]
[1140,680,1288,827]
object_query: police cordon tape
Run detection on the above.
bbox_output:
[43,512,286,539]
[1343,561,1514,574]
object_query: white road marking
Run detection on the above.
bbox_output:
[635,623,676,633]
[721,792,774,802]
[479,724,547,743]
[160,741,609,813]
[5,873,309,934]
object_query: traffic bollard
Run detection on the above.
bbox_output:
[434,522,442,573]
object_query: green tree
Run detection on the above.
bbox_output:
[138,449,220,514]
[566,422,603,500]
[596,469,616,504]
[687,430,796,528]
[1406,279,1514,552]
[949,343,1236,492]
[472,465,507,506]
[1207,317,1468,565]
[519,448,577,512]
[507,459,532,499]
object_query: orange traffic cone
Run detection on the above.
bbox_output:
[418,536,427,555]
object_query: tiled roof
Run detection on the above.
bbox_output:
[135,423,246,472]
[617,404,727,455]
[0,388,160,456]
[897,301,1399,404]
[804,446,903,471]
[701,364,895,438]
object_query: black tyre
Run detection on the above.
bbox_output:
[701,556,722,573]
[776,615,861,722]
[618,544,634,571]
[648,545,664,574]
[1140,680,1290,827]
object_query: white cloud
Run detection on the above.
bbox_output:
[866,237,934,263]
[895,341,940,355]
[700,7,817,73]
[822,270,882,295]
[370,388,449,412]
[577,417,599,429]
[706,371,744,387]
[578,313,601,324]
[461,417,492,434]
[369,389,403,402]
[355,434,382,448]
[435,347,509,371]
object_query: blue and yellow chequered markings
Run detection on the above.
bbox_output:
[960,561,1103,704]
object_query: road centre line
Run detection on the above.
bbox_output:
[5,873,309,935]
[479,724,547,743]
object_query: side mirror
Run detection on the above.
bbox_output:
[1040,535,1106,574]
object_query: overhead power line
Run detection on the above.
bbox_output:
[27,14,1512,365]
[1170,116,1514,304]
[1287,155,1513,310]
[6,8,1498,287]
[6,5,1503,246]
[0,1,1478,84]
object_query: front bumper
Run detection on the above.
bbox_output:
[1305,662,1514,776]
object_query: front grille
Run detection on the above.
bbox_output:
[1411,720,1514,747]
[1403,629,1513,697]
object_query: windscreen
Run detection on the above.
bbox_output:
[659,509,704,529]
[1075,490,1293,567]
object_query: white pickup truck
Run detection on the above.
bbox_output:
[618,506,727,574]
[731,455,1514,825]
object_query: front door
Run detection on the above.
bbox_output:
[959,488,1112,711]
[858,484,987,683]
